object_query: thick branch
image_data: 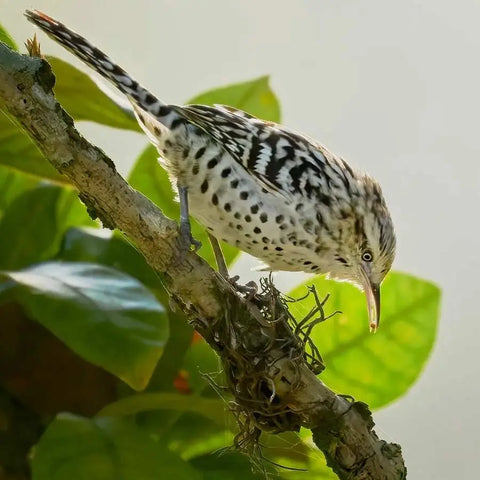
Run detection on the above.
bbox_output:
[0,42,406,480]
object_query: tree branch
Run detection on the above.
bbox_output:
[0,42,406,480]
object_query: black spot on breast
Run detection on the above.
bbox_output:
[260,213,268,223]
[212,193,218,205]
[262,237,269,243]
[200,179,209,193]
[230,179,239,189]
[275,247,283,251]
[221,168,231,178]
[245,215,251,222]
[275,215,284,224]
[234,212,241,220]
[224,203,231,212]
[250,204,259,214]
[279,224,288,230]
[192,164,199,175]
[254,227,261,234]
[153,126,161,136]
[195,147,206,159]
[240,191,249,200]
[236,225,243,230]
[337,257,348,264]
[303,261,312,266]
[165,139,173,148]
[207,156,219,169]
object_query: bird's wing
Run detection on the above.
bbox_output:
[175,104,338,202]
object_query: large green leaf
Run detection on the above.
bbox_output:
[48,57,141,131]
[128,145,240,268]
[288,272,440,409]
[188,76,281,122]
[31,414,202,480]
[0,261,168,390]
[0,23,18,51]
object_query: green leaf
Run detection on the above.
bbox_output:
[288,272,441,409]
[187,76,281,123]
[0,165,39,216]
[0,261,168,390]
[99,392,227,426]
[0,185,63,270]
[0,23,18,51]
[0,185,95,270]
[128,145,240,268]
[31,414,202,480]
[0,110,67,181]
[48,57,141,131]
[190,451,272,480]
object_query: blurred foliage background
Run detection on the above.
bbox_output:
[0,25,440,480]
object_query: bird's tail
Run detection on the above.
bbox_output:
[24,10,168,119]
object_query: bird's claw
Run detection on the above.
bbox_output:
[229,275,258,299]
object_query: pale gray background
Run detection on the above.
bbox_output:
[3,0,480,478]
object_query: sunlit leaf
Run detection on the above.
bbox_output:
[288,272,440,409]
[31,414,202,480]
[0,261,168,390]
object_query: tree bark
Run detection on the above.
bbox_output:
[0,42,407,480]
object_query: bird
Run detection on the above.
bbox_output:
[25,10,396,331]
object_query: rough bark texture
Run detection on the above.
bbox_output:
[0,42,407,480]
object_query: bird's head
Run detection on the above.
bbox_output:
[321,174,396,331]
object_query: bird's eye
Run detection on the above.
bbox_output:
[362,250,373,262]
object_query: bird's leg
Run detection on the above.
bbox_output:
[207,233,258,297]
[178,185,201,251]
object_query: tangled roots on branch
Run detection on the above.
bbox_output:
[192,276,339,455]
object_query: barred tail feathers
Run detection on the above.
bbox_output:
[24,10,168,122]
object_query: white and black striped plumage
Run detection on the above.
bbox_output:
[25,10,396,329]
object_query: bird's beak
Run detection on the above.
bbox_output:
[360,267,381,332]
[366,282,380,332]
